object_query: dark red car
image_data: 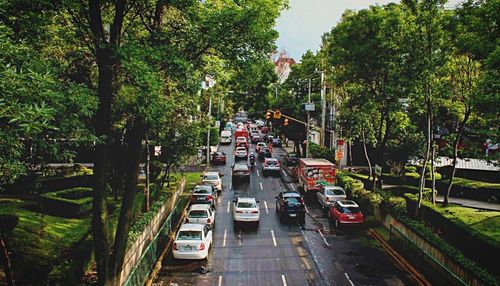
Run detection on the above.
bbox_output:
[328,200,364,228]
[211,151,226,165]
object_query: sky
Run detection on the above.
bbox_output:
[275,0,463,61]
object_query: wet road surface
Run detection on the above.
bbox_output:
[156,138,410,286]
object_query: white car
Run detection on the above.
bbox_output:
[173,223,213,260]
[256,142,266,153]
[220,134,231,144]
[317,186,347,209]
[186,204,215,229]
[262,158,280,176]
[234,147,248,160]
[233,197,260,224]
[202,171,223,192]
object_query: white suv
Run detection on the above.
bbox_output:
[186,204,215,229]
[202,171,223,192]
[262,158,280,176]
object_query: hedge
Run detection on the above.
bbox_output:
[398,214,499,286]
[337,173,500,285]
[41,187,93,218]
[435,178,500,202]
[405,193,500,277]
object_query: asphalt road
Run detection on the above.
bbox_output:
[156,138,410,286]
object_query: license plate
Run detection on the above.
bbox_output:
[289,213,297,217]
[184,246,195,251]
[197,197,206,201]
[348,215,355,219]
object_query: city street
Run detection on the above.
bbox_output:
[157,140,410,286]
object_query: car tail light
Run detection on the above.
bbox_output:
[207,218,211,223]
[326,197,330,202]
[251,211,259,214]
[173,243,178,251]
[300,198,304,204]
[276,162,280,166]
[199,243,205,250]
[207,195,214,200]
[236,210,244,213]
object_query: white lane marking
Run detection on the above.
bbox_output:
[281,274,288,286]
[344,272,355,286]
[281,170,288,177]
[264,201,269,214]
[317,228,330,247]
[271,229,277,247]
[260,182,263,190]
[222,229,227,247]
[226,203,230,213]
[218,275,223,286]
[229,182,232,190]
[257,170,260,177]
[290,184,296,191]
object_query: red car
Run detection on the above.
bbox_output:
[260,126,269,134]
[328,200,364,228]
[211,151,226,165]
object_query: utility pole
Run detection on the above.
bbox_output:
[206,94,212,165]
[306,78,312,158]
[320,71,326,147]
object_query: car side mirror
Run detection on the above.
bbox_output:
[220,174,224,177]
[275,196,278,199]
[257,200,260,203]
[232,199,237,203]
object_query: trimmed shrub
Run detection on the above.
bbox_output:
[41,187,93,218]
[398,215,499,286]
[435,178,500,202]
[309,143,336,164]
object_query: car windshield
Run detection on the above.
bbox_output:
[285,197,301,206]
[189,210,208,218]
[203,175,218,180]
[326,189,345,196]
[266,159,278,165]
[177,230,202,240]
[340,206,360,214]
[237,202,257,208]
[236,148,246,152]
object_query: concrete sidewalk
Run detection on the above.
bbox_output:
[435,195,500,211]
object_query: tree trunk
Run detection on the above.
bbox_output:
[362,128,372,180]
[145,135,150,212]
[431,141,436,205]
[92,48,115,286]
[444,112,470,206]
[0,235,15,286]
[110,119,145,284]
[347,140,353,167]
[416,100,432,217]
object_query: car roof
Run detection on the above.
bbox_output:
[236,197,257,203]
[281,191,301,198]
[337,200,359,207]
[189,204,212,211]
[233,163,249,170]
[324,186,344,191]
[265,158,278,162]
[179,223,204,231]
[203,172,219,176]
[194,184,212,189]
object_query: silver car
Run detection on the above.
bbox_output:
[317,186,347,209]
[262,158,280,176]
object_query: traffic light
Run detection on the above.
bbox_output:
[265,111,271,120]
[284,118,289,126]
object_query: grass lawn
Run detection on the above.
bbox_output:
[443,177,500,189]
[0,199,91,283]
[184,171,202,189]
[430,203,500,248]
